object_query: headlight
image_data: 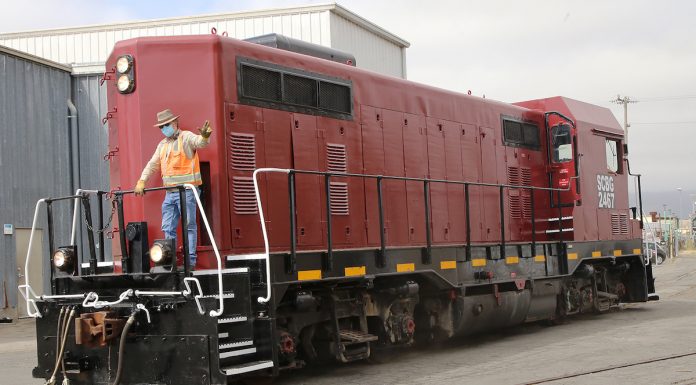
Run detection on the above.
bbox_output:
[150,239,174,265]
[115,54,135,94]
[117,75,134,93]
[52,246,76,272]
[116,55,132,73]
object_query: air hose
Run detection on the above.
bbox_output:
[110,311,137,385]
[46,307,75,385]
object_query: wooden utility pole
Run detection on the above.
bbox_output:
[611,95,637,155]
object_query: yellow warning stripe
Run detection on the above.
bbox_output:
[471,259,487,267]
[298,270,322,281]
[344,266,366,277]
[534,255,546,262]
[633,248,641,254]
[440,260,457,270]
[396,263,415,272]
[592,251,602,258]
[567,253,578,260]
[613,250,623,256]
[505,256,519,264]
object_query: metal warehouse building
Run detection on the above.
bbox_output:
[0,3,409,318]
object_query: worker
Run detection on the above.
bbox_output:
[134,109,212,269]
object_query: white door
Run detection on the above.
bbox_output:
[15,229,44,318]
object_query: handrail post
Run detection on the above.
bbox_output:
[423,180,432,264]
[465,183,471,261]
[530,188,536,256]
[97,192,106,262]
[377,176,386,267]
[46,200,56,294]
[499,186,505,260]
[179,186,191,277]
[557,189,563,238]
[287,171,297,274]
[116,194,129,274]
[82,194,98,275]
[324,174,333,272]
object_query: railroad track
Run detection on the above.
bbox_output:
[521,351,696,384]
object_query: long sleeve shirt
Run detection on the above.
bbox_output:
[139,130,209,182]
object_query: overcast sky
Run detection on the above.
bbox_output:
[2,0,694,216]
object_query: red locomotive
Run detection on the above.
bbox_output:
[26,33,656,384]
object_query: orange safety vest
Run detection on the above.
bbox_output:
[159,133,202,187]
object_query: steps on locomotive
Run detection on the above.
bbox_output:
[198,255,277,377]
[337,329,378,362]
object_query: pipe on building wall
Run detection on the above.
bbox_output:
[67,99,80,193]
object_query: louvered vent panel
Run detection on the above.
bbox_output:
[329,182,349,215]
[611,213,629,235]
[507,167,520,185]
[327,143,349,215]
[230,133,256,170]
[520,167,532,186]
[521,167,532,217]
[232,177,258,215]
[510,196,522,219]
[327,143,347,173]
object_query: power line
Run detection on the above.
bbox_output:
[631,121,696,125]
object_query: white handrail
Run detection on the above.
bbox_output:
[183,183,225,317]
[252,168,291,304]
[23,199,46,317]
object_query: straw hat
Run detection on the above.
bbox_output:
[153,109,179,127]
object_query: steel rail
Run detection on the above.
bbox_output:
[521,350,696,385]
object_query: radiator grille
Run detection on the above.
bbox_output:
[611,213,629,235]
[232,176,258,215]
[319,81,351,114]
[241,65,281,102]
[230,133,256,171]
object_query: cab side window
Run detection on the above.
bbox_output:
[606,138,621,173]
[551,124,572,162]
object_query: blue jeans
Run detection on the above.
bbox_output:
[161,188,198,268]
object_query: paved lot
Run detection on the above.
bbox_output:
[3,253,696,385]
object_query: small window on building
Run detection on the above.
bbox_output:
[606,138,621,173]
[502,118,540,150]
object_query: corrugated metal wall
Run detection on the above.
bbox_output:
[0,11,332,66]
[0,6,407,78]
[330,13,406,79]
[0,51,72,311]
[72,75,112,260]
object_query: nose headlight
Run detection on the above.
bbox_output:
[115,54,135,94]
[52,246,76,273]
[117,74,134,93]
[116,55,132,73]
[150,239,174,265]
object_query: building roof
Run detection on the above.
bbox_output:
[0,3,410,48]
[0,44,71,72]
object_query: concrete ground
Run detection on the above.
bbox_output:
[2,253,696,385]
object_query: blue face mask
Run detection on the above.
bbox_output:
[160,124,176,138]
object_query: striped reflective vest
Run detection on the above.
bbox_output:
[159,134,202,186]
